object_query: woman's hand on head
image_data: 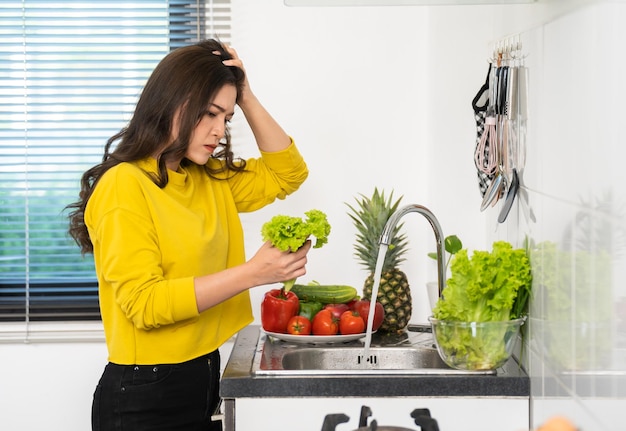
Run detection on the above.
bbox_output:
[219,45,244,72]
[249,240,312,286]
[212,43,290,153]
[215,45,253,103]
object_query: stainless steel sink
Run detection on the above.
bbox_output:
[283,346,448,371]
[251,330,495,376]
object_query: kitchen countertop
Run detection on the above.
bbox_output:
[220,325,530,399]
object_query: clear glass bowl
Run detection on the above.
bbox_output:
[428,317,526,370]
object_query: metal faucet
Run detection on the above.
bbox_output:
[379,204,446,298]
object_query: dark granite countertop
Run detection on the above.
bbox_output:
[220,325,530,399]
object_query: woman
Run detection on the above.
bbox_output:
[67,39,310,430]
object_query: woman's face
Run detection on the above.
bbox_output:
[168,83,237,171]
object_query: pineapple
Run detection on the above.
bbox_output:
[347,188,411,333]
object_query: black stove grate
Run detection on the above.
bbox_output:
[321,405,441,431]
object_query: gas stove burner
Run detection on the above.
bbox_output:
[321,405,440,431]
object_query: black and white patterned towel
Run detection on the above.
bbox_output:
[472,64,494,197]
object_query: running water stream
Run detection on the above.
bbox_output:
[362,244,389,361]
[360,204,446,365]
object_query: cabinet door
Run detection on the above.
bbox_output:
[233,397,529,431]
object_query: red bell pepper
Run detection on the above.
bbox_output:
[261,288,300,333]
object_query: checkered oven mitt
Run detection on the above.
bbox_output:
[472,64,494,197]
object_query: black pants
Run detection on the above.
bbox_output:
[92,351,221,431]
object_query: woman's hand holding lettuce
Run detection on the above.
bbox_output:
[261,209,331,292]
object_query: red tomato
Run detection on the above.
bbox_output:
[311,309,339,335]
[339,310,365,335]
[352,299,385,331]
[287,315,312,335]
[323,303,350,320]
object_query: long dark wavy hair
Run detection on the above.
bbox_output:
[67,39,246,254]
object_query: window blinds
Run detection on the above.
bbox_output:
[0,0,231,322]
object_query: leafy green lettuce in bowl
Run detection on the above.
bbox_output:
[429,241,532,370]
[430,317,526,370]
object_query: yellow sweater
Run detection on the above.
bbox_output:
[85,143,308,364]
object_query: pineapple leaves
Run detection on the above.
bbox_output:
[346,188,409,273]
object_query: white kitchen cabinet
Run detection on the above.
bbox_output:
[232,397,529,431]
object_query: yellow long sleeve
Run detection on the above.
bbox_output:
[85,142,308,364]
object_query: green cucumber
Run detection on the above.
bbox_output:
[290,284,358,304]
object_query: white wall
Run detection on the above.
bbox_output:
[486,1,626,430]
[3,1,625,430]
[232,0,493,326]
[0,340,108,430]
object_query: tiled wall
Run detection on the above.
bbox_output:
[487,2,626,429]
